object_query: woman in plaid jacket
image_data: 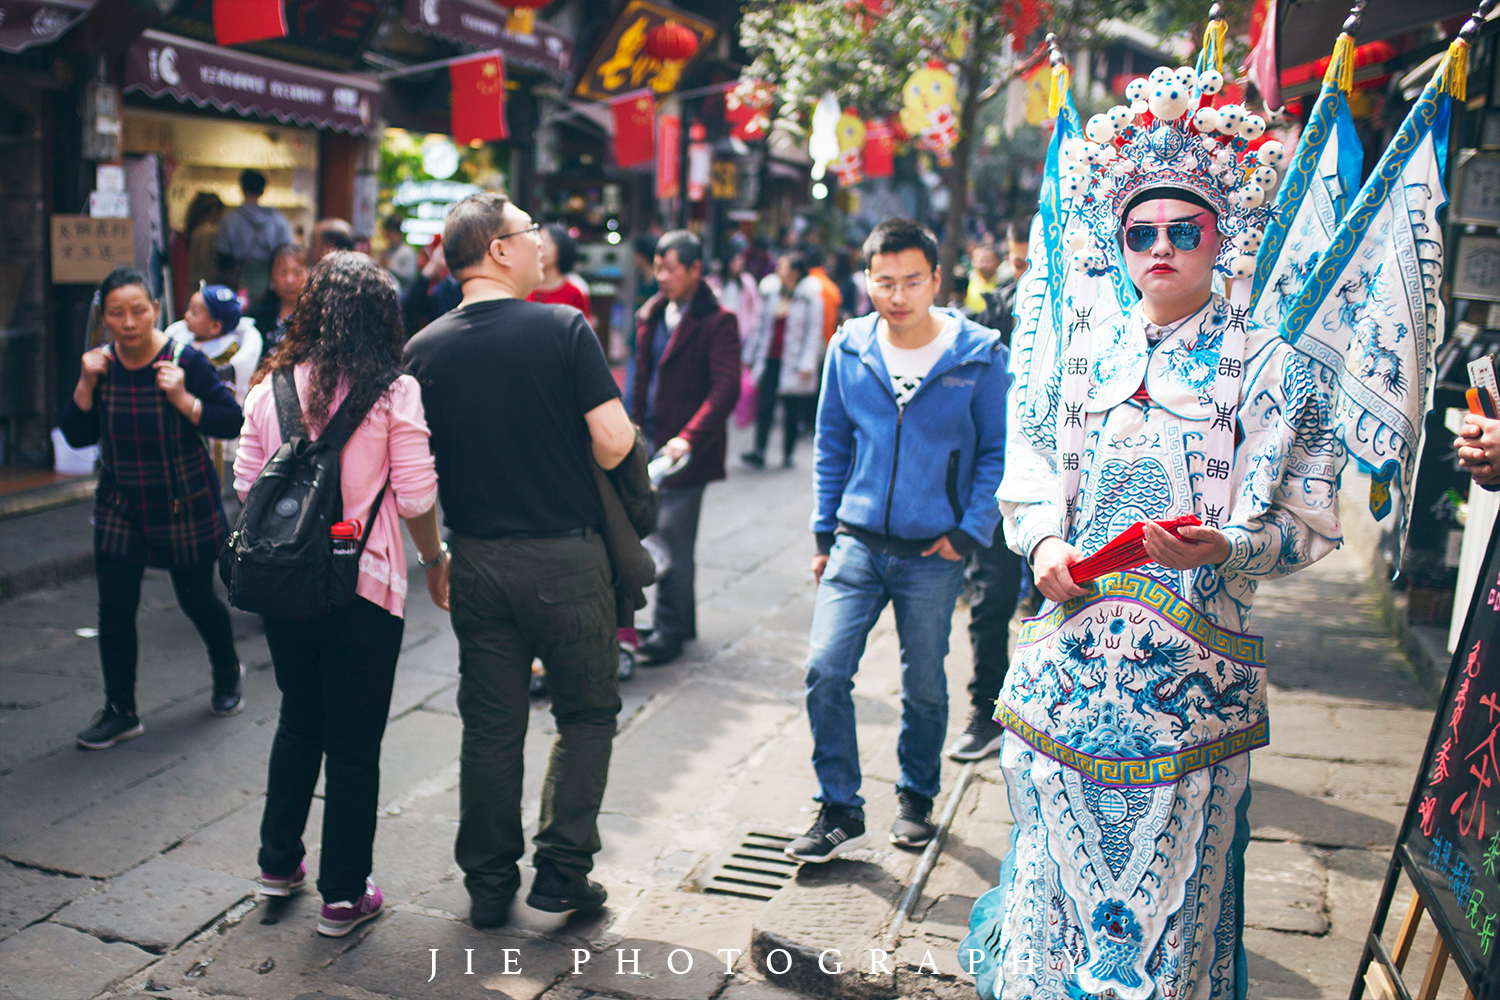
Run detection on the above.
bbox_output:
[59,266,245,750]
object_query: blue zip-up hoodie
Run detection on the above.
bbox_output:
[811,309,1009,555]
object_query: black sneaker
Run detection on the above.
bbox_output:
[947,709,1006,761]
[740,450,765,468]
[526,862,608,915]
[211,664,244,716]
[77,703,144,750]
[891,789,936,849]
[784,805,870,863]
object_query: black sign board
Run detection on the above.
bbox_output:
[1356,513,1500,999]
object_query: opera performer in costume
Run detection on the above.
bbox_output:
[960,21,1350,1000]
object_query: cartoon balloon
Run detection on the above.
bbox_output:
[900,60,960,168]
[833,109,866,185]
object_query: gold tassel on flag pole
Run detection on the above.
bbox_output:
[1322,0,1364,93]
[1201,11,1227,74]
[1046,32,1070,119]
[1444,0,1500,101]
[1440,37,1471,101]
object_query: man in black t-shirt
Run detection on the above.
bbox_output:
[403,192,636,929]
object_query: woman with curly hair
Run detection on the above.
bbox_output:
[233,251,445,937]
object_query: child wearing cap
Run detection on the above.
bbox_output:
[165,284,263,404]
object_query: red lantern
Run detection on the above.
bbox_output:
[500,0,549,35]
[645,21,700,62]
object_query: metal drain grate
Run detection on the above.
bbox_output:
[701,831,797,901]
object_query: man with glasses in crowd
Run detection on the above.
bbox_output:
[786,218,1009,862]
[403,192,637,928]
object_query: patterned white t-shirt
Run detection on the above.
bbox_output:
[877,311,959,410]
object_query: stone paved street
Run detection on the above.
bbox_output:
[0,428,1440,1000]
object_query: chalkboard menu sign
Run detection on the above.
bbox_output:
[1363,515,1500,998]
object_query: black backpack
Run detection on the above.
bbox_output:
[219,369,389,620]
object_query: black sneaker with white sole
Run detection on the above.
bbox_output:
[947,709,1006,761]
[77,703,144,750]
[784,805,870,862]
[526,861,608,914]
[890,788,936,849]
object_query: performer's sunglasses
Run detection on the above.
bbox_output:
[1123,222,1204,253]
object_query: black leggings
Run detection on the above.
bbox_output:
[258,597,404,902]
[96,559,240,713]
[753,360,817,461]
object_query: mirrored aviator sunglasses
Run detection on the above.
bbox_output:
[1124,222,1203,253]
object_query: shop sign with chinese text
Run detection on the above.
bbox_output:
[51,217,135,284]
[573,0,715,102]
[1397,524,1500,995]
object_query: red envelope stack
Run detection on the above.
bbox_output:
[1066,514,1204,586]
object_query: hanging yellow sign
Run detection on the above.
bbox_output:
[711,161,737,200]
[574,0,717,101]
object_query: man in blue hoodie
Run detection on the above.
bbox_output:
[787,219,1009,862]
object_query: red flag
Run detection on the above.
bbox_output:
[213,0,288,46]
[656,114,681,199]
[726,81,772,141]
[450,53,509,145]
[863,118,895,178]
[1246,0,1280,110]
[611,91,656,168]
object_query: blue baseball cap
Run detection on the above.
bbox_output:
[201,284,242,329]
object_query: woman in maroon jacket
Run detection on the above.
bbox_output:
[629,230,741,664]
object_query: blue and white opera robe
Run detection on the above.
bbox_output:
[962,297,1343,1000]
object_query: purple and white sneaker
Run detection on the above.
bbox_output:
[258,861,306,897]
[316,880,383,937]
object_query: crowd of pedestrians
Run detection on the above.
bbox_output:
[61,181,1051,941]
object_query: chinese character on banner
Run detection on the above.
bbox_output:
[710,161,737,200]
[450,53,509,145]
[656,113,681,199]
[862,118,895,179]
[611,91,655,169]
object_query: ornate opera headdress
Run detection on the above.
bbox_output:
[1058,4,1285,293]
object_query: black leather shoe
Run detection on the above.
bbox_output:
[526,863,607,915]
[469,896,513,928]
[636,634,683,666]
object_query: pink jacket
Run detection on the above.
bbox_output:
[233,365,439,618]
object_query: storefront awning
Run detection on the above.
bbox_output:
[400,0,573,77]
[123,30,382,136]
[0,0,90,54]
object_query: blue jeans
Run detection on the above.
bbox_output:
[804,534,967,810]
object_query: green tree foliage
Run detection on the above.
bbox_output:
[740,0,1257,279]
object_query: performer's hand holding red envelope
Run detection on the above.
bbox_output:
[1062,514,1225,588]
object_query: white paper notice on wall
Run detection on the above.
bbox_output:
[88,191,130,218]
[96,165,125,192]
